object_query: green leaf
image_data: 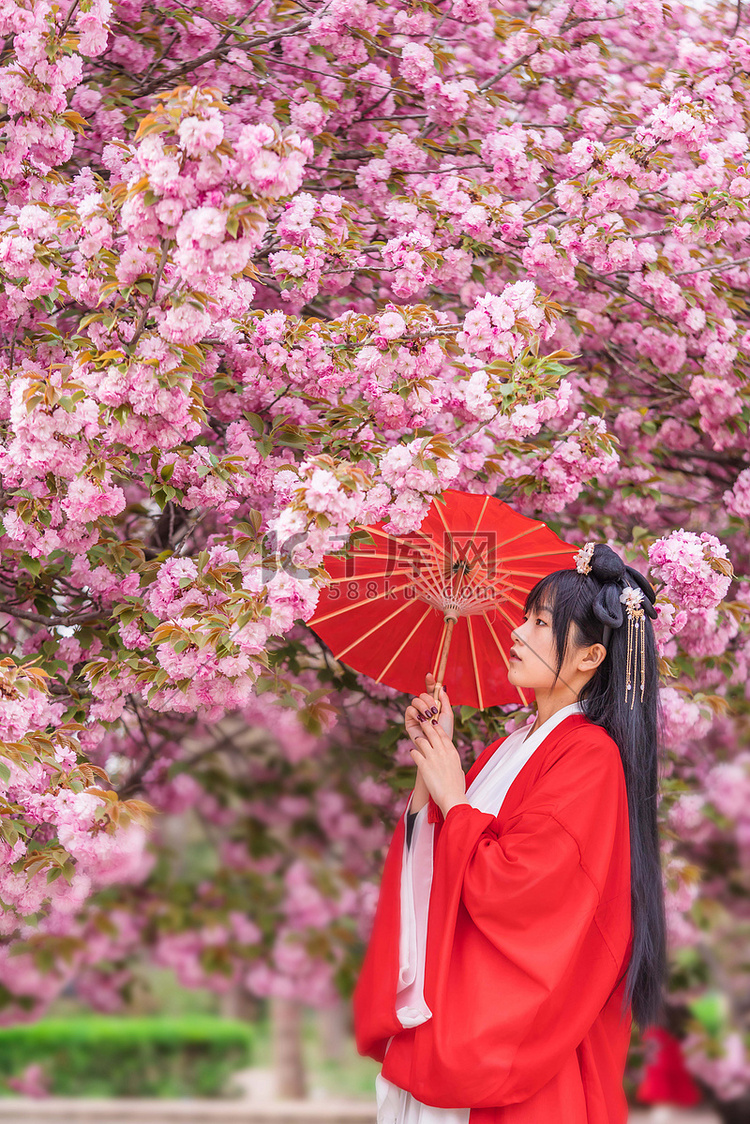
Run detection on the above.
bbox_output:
[0,821,18,845]
[687,992,728,1037]
[20,554,41,578]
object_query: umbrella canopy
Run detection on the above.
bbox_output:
[307,489,578,708]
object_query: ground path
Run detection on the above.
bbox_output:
[0,1061,721,1124]
[0,1094,720,1124]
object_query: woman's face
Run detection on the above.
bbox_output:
[506,601,581,694]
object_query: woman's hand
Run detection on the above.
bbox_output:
[404,673,456,814]
[404,671,454,746]
[409,716,468,819]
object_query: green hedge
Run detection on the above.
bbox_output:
[0,1014,253,1097]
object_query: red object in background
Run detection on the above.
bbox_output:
[636,1027,702,1107]
[307,489,578,709]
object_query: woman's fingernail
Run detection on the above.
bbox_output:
[441,686,446,693]
[430,706,438,716]
[431,718,438,725]
[418,712,426,721]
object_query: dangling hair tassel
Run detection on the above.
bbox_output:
[620,585,646,708]
[640,608,646,703]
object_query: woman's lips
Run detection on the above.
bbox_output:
[509,650,521,661]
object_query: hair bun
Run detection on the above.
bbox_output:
[592,583,624,629]
[590,544,626,583]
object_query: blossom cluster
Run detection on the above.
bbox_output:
[649,530,733,611]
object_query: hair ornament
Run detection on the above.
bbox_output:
[620,586,644,614]
[620,582,646,708]
[575,542,595,575]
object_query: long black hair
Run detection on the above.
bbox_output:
[524,543,667,1033]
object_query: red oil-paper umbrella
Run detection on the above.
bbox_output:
[307,489,578,708]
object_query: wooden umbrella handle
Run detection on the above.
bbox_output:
[433,613,457,700]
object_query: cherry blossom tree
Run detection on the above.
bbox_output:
[1,0,750,1113]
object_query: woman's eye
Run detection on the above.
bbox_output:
[535,618,546,626]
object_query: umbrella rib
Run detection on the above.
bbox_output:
[446,498,490,601]
[335,598,426,658]
[310,580,414,624]
[432,495,457,554]
[492,523,546,549]
[452,558,472,602]
[375,605,434,680]
[364,525,431,542]
[505,568,574,580]
[345,549,431,562]
[480,611,529,704]
[453,493,491,595]
[492,601,525,631]
[479,572,515,597]
[480,522,546,568]
[472,494,491,533]
[413,558,451,605]
[412,541,453,605]
[481,611,512,671]
[500,548,577,563]
[326,567,412,583]
[362,527,434,551]
[412,574,446,606]
[466,616,484,710]
[502,593,528,613]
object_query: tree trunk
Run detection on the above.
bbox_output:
[271,996,307,1099]
[317,999,346,1064]
[220,987,261,1022]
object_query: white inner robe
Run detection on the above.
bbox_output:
[375,701,583,1124]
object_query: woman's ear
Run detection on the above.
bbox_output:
[577,643,607,673]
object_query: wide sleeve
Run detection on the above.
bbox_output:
[353,739,501,1063]
[381,727,632,1109]
[395,802,434,1029]
[352,800,409,1062]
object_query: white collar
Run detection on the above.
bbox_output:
[465,701,584,812]
[518,700,583,745]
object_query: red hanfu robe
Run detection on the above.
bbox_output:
[354,714,634,1123]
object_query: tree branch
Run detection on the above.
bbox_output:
[478,52,534,92]
[580,265,680,327]
[731,0,743,37]
[135,16,313,98]
[116,698,166,800]
[672,255,750,277]
[128,241,169,351]
[0,606,103,628]
[58,0,81,38]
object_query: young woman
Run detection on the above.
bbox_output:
[353,543,668,1124]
